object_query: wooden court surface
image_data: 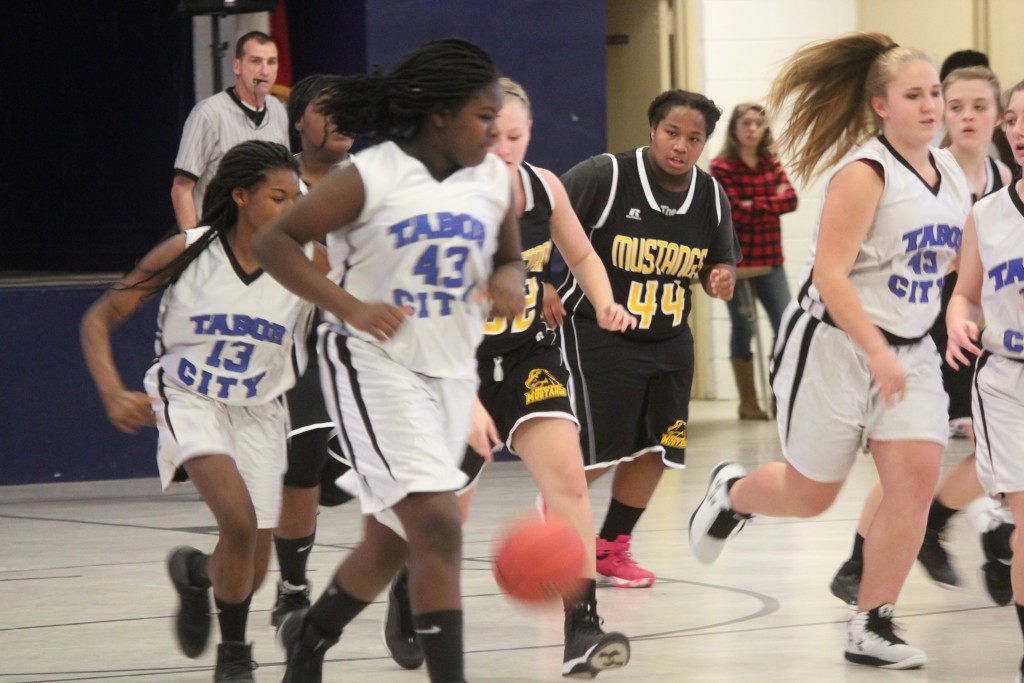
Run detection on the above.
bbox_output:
[1,401,1017,682]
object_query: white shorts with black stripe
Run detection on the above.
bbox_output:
[318,327,474,516]
[771,302,948,483]
[973,352,1024,496]
[145,365,288,529]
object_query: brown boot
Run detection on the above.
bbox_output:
[730,357,768,420]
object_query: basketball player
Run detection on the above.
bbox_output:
[81,141,328,682]
[830,64,1012,607]
[559,89,739,588]
[171,31,289,231]
[252,39,526,683]
[271,74,357,630]
[384,77,635,678]
[689,34,972,669]
[288,74,355,190]
[946,77,1024,683]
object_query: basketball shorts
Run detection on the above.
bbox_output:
[319,328,474,516]
[771,303,948,483]
[561,315,693,470]
[941,355,974,421]
[973,352,1024,496]
[145,366,287,529]
[318,433,355,507]
[478,330,577,454]
[283,352,334,489]
[929,272,974,421]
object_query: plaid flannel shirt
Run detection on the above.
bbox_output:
[711,154,797,267]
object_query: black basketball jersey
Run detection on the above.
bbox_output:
[479,162,554,356]
[561,148,737,341]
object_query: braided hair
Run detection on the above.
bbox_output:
[128,140,297,293]
[320,38,499,142]
[288,74,341,131]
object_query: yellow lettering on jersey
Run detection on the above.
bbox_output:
[653,241,672,274]
[661,282,686,326]
[680,248,708,279]
[523,368,568,405]
[660,420,687,449]
[641,240,657,274]
[522,240,552,274]
[611,236,708,279]
[627,280,660,329]
[669,246,689,277]
[611,236,631,272]
[484,277,540,335]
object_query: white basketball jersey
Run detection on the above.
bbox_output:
[799,136,971,338]
[324,142,510,379]
[970,185,1024,359]
[155,227,314,405]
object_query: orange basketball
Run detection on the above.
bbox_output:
[492,513,587,605]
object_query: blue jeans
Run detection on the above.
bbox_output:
[726,265,792,360]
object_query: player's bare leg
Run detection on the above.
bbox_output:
[515,417,630,677]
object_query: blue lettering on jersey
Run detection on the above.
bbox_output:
[190,314,286,345]
[902,224,962,252]
[178,357,266,399]
[988,258,1024,291]
[889,224,962,304]
[389,229,483,320]
[393,289,458,318]
[388,213,487,249]
[888,275,943,303]
[1005,329,1024,353]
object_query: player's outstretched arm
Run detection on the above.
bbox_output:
[80,235,186,433]
[541,167,635,332]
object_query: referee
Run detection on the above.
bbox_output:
[170,30,289,231]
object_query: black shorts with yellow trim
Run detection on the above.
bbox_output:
[477,329,575,446]
[562,315,693,469]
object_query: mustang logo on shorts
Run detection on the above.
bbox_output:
[660,419,687,449]
[523,368,568,405]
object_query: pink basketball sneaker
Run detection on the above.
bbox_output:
[595,535,655,588]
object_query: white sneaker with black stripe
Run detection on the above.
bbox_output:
[688,462,750,564]
[844,604,926,669]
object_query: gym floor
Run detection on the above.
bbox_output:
[1,401,1016,682]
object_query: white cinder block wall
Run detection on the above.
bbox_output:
[698,0,857,400]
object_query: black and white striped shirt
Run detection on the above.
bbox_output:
[173,89,289,218]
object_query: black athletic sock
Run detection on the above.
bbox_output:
[564,579,597,612]
[188,552,211,588]
[274,531,315,586]
[414,610,464,683]
[1016,603,1024,643]
[598,499,645,544]
[307,576,370,641]
[926,498,958,533]
[215,594,251,643]
[850,532,865,564]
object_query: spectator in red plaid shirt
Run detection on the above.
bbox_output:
[711,103,797,419]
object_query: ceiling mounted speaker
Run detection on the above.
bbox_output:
[176,0,277,16]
